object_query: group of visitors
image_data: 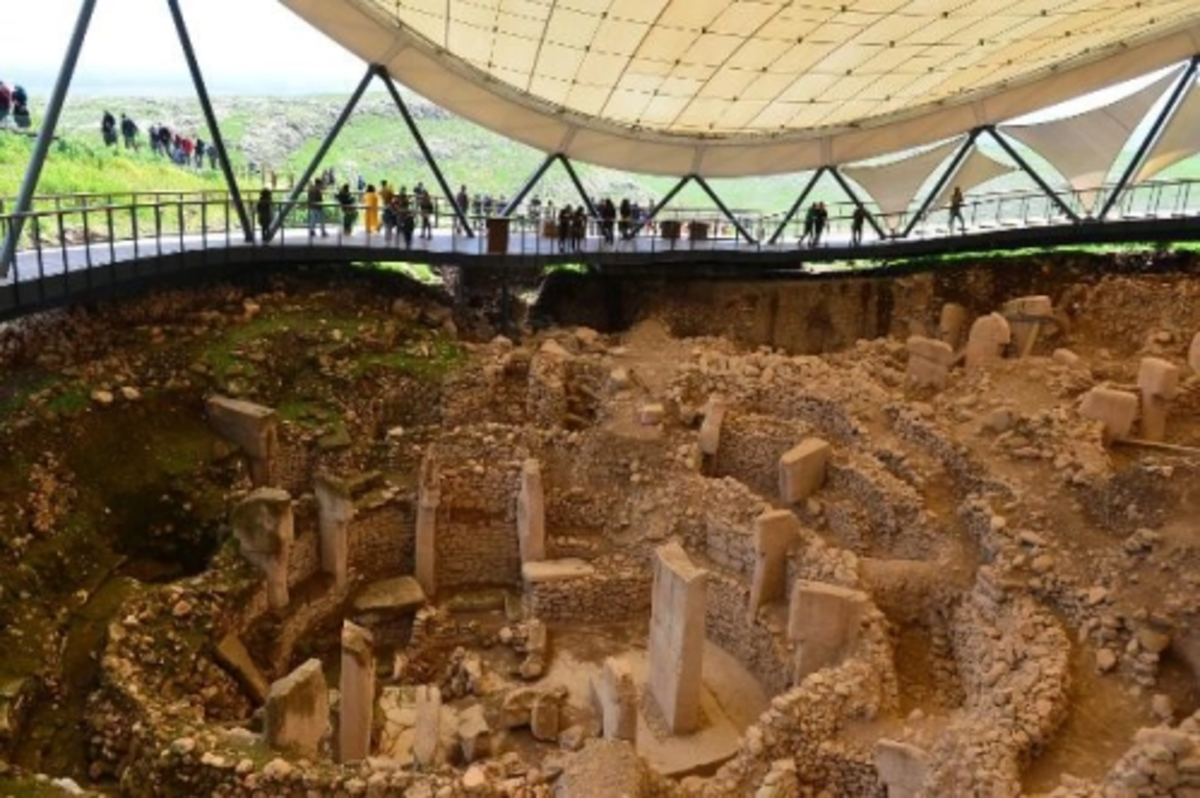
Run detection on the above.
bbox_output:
[555,205,589,252]
[800,202,829,246]
[0,81,31,130]
[100,111,218,170]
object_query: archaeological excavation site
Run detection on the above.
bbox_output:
[0,254,1198,797]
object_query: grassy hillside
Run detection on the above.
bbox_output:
[5,89,1200,222]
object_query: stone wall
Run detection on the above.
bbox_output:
[523,559,652,624]
[348,503,414,581]
[705,571,792,696]
[714,412,809,498]
[438,516,523,589]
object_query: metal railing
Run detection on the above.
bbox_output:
[3,176,1200,297]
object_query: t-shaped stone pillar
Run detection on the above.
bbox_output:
[964,313,1011,368]
[905,336,955,389]
[938,303,968,350]
[1080,386,1139,444]
[338,621,375,764]
[314,474,354,591]
[205,395,279,487]
[517,459,545,563]
[749,510,800,620]
[647,542,707,734]
[230,488,294,609]
[1138,357,1180,442]
[415,453,441,598]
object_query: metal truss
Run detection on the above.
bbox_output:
[629,174,757,244]
[502,153,598,219]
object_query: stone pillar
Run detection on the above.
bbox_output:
[415,453,441,598]
[205,395,279,487]
[413,684,442,767]
[875,740,929,798]
[265,659,328,757]
[787,580,869,682]
[749,510,800,620]
[964,313,1011,368]
[648,542,707,734]
[517,459,545,563]
[314,474,354,591]
[230,488,294,609]
[1001,295,1053,357]
[1189,332,1200,372]
[1080,387,1139,443]
[698,394,728,456]
[938,303,968,349]
[338,621,376,764]
[1138,357,1181,442]
[591,656,638,742]
[778,438,830,504]
[905,336,955,389]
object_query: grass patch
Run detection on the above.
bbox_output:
[353,336,465,378]
[45,387,90,417]
[358,261,442,285]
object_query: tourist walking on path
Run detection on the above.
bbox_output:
[307,179,328,237]
[949,186,966,233]
[336,183,357,235]
[256,189,274,244]
[851,204,867,246]
[363,185,379,234]
[455,185,470,235]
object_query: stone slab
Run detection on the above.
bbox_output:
[214,632,270,704]
[697,394,728,456]
[353,576,427,614]
[205,395,277,459]
[517,458,546,563]
[875,739,929,798]
[964,312,1011,368]
[1190,332,1200,372]
[1079,387,1139,442]
[265,659,328,757]
[521,558,597,584]
[787,580,869,681]
[778,438,831,504]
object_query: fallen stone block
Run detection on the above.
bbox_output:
[875,739,929,798]
[214,633,270,704]
[638,403,665,426]
[353,576,427,615]
[778,439,831,504]
[531,693,561,741]
[905,336,955,389]
[1079,387,1139,442]
[1138,357,1180,400]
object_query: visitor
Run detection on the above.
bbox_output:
[557,205,571,253]
[812,202,828,247]
[0,82,10,127]
[120,113,138,150]
[256,188,274,244]
[101,111,117,147]
[949,186,966,234]
[600,198,616,246]
[800,203,817,246]
[194,138,205,169]
[335,183,356,235]
[11,88,30,130]
[382,194,399,242]
[399,196,415,249]
[306,179,328,237]
[455,184,470,235]
[572,205,586,252]
[418,184,434,240]
[363,184,379,235]
[851,204,867,246]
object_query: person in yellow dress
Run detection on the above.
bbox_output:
[364,184,380,234]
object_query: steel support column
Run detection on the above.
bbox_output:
[985,127,1079,223]
[693,175,755,244]
[268,65,375,239]
[630,175,693,237]
[502,153,558,217]
[902,130,980,239]
[558,155,598,219]
[377,66,473,236]
[166,0,252,242]
[1099,56,1200,221]
[1,0,97,276]
[769,167,825,245]
[827,168,887,240]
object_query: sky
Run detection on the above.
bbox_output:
[6,0,366,95]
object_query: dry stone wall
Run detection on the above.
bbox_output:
[705,571,792,696]
[714,413,810,498]
[523,560,652,623]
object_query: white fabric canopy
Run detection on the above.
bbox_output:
[1002,68,1180,212]
[932,148,1020,211]
[281,0,1200,177]
[842,139,962,227]
[1135,78,1200,183]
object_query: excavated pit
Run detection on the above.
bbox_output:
[0,256,1199,796]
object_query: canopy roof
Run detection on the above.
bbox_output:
[281,0,1200,177]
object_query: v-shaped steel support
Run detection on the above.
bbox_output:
[693,175,756,244]
[503,153,597,219]
[985,127,1079,223]
[901,130,980,239]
